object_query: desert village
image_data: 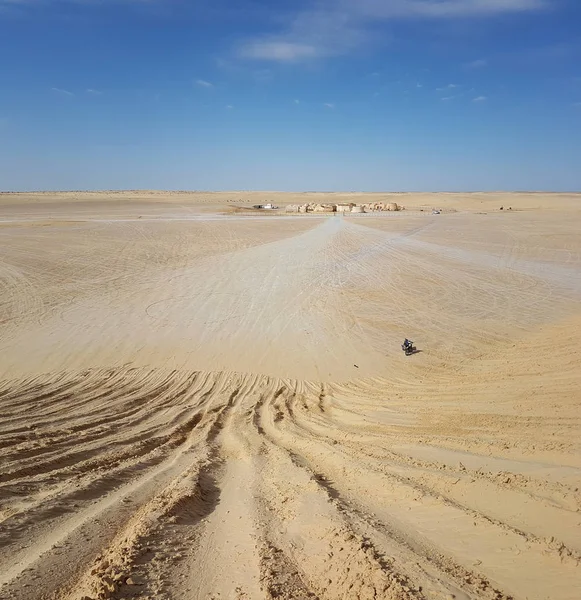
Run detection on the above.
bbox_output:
[284,200,401,213]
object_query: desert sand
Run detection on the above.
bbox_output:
[0,191,580,600]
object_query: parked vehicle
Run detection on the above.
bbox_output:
[402,339,417,356]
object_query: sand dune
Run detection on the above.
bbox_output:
[0,195,580,600]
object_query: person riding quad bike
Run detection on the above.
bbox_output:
[402,338,415,356]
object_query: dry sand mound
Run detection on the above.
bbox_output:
[0,196,580,600]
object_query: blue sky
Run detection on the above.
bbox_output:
[0,0,580,191]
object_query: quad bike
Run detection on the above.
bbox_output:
[402,340,416,356]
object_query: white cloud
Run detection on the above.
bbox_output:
[196,79,214,88]
[437,83,460,91]
[473,95,487,102]
[51,87,74,96]
[86,88,103,95]
[238,0,548,62]
[324,102,335,109]
[226,104,234,109]
[466,58,488,68]
[238,41,320,62]
[441,96,456,101]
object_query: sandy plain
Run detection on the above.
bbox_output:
[0,191,580,600]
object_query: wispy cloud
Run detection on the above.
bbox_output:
[86,88,103,95]
[473,95,487,102]
[294,99,300,104]
[324,102,335,109]
[437,84,460,91]
[196,79,214,88]
[238,0,548,62]
[51,87,74,96]
[441,96,456,101]
[226,104,233,109]
[239,41,320,62]
[466,58,488,69]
